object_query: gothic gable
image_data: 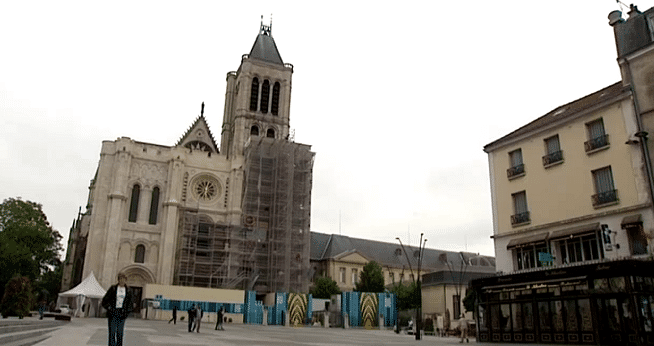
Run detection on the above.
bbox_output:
[176,115,220,154]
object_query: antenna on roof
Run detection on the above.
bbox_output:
[260,14,272,36]
[201,102,204,117]
[270,14,273,35]
[616,0,628,11]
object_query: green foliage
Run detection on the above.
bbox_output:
[310,276,341,299]
[354,261,385,293]
[463,287,477,313]
[0,198,63,300]
[1,276,34,318]
[389,282,420,310]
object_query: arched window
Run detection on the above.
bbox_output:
[260,79,270,114]
[250,125,259,136]
[266,129,275,138]
[149,187,160,225]
[128,184,140,222]
[271,82,280,115]
[249,78,259,111]
[135,244,145,263]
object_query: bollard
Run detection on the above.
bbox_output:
[324,314,329,328]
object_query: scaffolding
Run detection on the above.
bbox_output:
[173,137,314,293]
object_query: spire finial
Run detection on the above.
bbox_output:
[259,14,272,36]
[201,102,204,117]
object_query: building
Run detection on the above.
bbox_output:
[61,22,315,304]
[310,232,495,321]
[476,5,654,345]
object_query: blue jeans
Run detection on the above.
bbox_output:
[108,314,126,346]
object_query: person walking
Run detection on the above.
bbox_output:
[168,305,177,324]
[215,306,224,330]
[101,273,133,346]
[458,314,469,343]
[195,304,202,333]
[188,304,196,332]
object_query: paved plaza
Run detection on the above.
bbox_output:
[27,317,534,346]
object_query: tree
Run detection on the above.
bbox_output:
[389,282,420,311]
[462,287,477,314]
[1,276,34,318]
[355,261,385,293]
[310,276,341,299]
[0,198,63,300]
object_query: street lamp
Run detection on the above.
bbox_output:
[415,234,427,341]
[395,237,415,280]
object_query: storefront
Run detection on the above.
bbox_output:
[471,259,654,345]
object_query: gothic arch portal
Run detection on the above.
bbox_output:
[119,265,155,287]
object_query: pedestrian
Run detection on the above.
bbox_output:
[101,273,133,346]
[195,304,202,333]
[168,305,177,324]
[458,314,469,343]
[215,306,224,330]
[188,304,196,332]
[38,300,46,320]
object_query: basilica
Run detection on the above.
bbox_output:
[61,21,315,305]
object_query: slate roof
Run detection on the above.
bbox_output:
[483,82,629,152]
[310,232,495,272]
[248,32,284,65]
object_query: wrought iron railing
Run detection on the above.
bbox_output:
[511,211,530,225]
[591,189,618,206]
[542,150,563,166]
[507,164,525,178]
[584,134,609,152]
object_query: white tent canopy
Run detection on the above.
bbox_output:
[58,271,107,317]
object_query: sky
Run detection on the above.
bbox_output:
[2,1,651,259]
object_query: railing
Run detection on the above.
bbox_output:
[542,150,563,166]
[511,211,530,225]
[591,189,618,207]
[507,164,525,178]
[584,134,610,152]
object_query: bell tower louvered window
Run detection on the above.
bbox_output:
[149,187,159,225]
[260,79,270,114]
[271,82,280,115]
[249,78,259,111]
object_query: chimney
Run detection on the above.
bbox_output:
[628,4,641,18]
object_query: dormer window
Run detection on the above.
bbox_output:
[251,125,259,136]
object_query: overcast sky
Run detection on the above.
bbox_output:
[2,1,651,259]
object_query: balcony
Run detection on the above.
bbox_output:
[542,150,564,167]
[592,189,618,207]
[584,134,609,153]
[507,164,525,179]
[511,211,530,226]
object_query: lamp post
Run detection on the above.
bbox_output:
[415,234,427,341]
[395,237,415,280]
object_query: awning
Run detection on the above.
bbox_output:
[621,214,642,228]
[549,222,599,240]
[507,232,548,249]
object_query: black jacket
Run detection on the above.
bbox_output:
[102,284,133,319]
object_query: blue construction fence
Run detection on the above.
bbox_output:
[243,291,396,327]
[156,297,243,315]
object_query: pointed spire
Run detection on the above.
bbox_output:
[250,15,283,64]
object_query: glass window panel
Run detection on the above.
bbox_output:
[610,277,626,290]
[594,278,608,289]
[551,301,564,332]
[523,302,534,331]
[565,300,578,331]
[538,301,551,332]
[479,305,488,332]
[511,303,523,332]
[491,304,501,331]
[607,299,621,331]
[640,296,652,332]
[509,149,523,167]
[578,299,593,331]
[501,304,511,332]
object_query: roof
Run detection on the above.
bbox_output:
[248,23,284,65]
[58,271,107,298]
[483,82,629,152]
[310,232,495,272]
[176,114,220,153]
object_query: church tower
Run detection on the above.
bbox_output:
[221,19,294,158]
